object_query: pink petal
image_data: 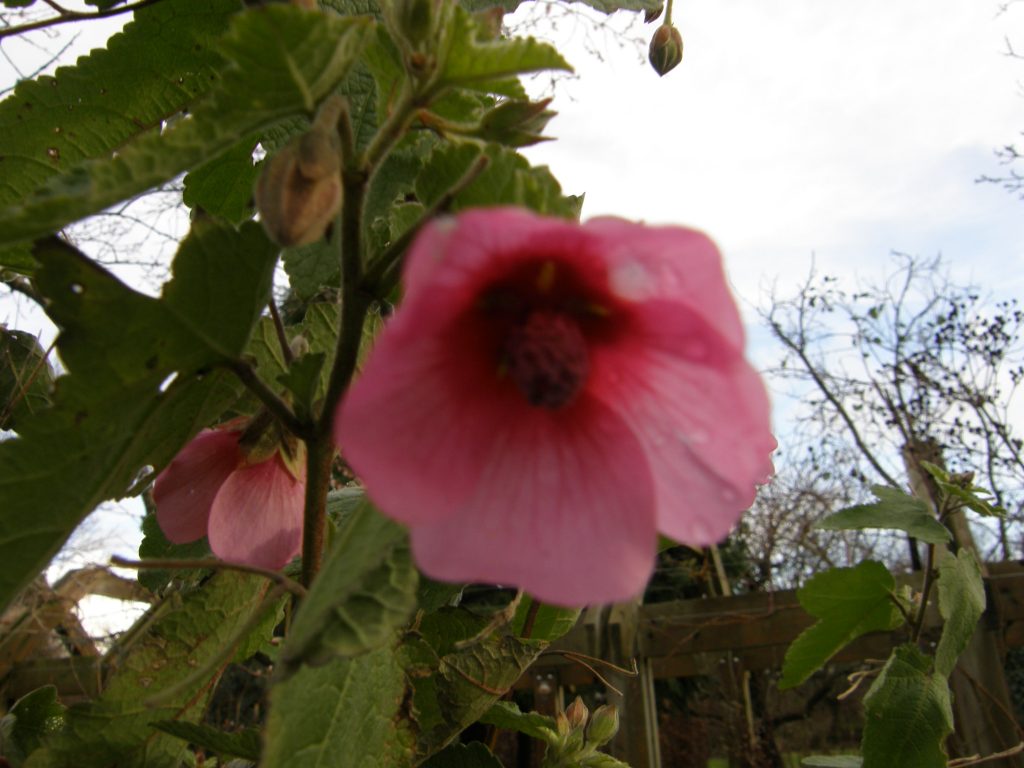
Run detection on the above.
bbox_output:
[207,456,305,570]
[153,429,241,544]
[337,315,526,525]
[398,208,618,333]
[408,394,657,606]
[592,332,775,545]
[583,218,746,350]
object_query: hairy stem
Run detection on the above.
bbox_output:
[221,358,312,440]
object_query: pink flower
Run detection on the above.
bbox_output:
[336,208,775,606]
[153,428,305,570]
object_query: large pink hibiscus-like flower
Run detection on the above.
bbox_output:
[154,428,305,570]
[336,208,775,605]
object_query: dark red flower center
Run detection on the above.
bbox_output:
[504,310,590,409]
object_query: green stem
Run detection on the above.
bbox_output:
[300,434,335,588]
[912,542,938,642]
[663,0,674,25]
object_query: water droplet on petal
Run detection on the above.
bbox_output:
[610,261,651,301]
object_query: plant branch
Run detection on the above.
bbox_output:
[911,543,938,642]
[110,555,307,597]
[220,358,312,441]
[269,299,294,365]
[0,0,166,40]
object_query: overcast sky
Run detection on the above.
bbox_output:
[1,1,1022,616]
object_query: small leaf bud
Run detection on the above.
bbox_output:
[565,696,589,730]
[648,23,683,77]
[585,704,619,746]
[555,712,571,738]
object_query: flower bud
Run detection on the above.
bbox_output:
[255,100,344,247]
[477,98,555,147]
[555,711,571,738]
[253,131,342,246]
[585,704,619,746]
[565,696,589,730]
[648,23,683,77]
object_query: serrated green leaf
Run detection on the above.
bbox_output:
[0,7,372,248]
[150,721,261,761]
[440,7,572,95]
[801,758,863,768]
[423,742,503,768]
[30,573,281,768]
[0,0,238,211]
[404,608,543,759]
[182,136,260,225]
[0,328,54,431]
[935,548,985,677]
[280,501,418,670]
[0,220,277,614]
[478,701,557,743]
[816,486,951,545]
[262,643,417,768]
[780,561,904,689]
[862,645,952,768]
[580,754,632,768]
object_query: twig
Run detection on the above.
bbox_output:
[520,597,541,639]
[948,742,1024,768]
[110,555,307,598]
[269,299,294,366]
[0,0,167,40]
[219,358,312,441]
[911,543,937,642]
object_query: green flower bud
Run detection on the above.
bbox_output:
[648,23,683,77]
[585,704,619,746]
[477,97,555,147]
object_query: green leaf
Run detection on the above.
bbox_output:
[0,0,238,211]
[182,136,260,225]
[404,608,543,759]
[861,645,953,768]
[416,142,581,219]
[0,220,277,614]
[816,486,951,545]
[149,721,261,761]
[0,686,66,763]
[934,548,985,677]
[580,755,632,768]
[280,501,418,670]
[282,241,340,301]
[780,561,904,689]
[261,643,417,768]
[801,758,863,768]
[137,510,211,594]
[440,7,572,95]
[478,701,557,743]
[29,573,281,768]
[417,579,466,612]
[423,742,503,768]
[510,599,580,642]
[0,328,55,431]
[0,6,372,248]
